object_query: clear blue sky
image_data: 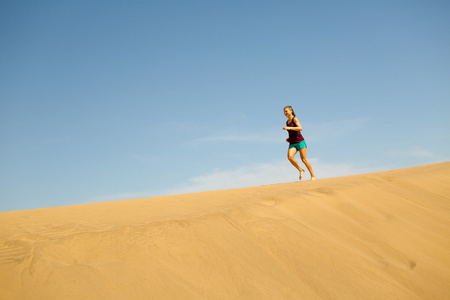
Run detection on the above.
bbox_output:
[1,0,449,212]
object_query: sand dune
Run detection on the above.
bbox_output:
[1,162,449,299]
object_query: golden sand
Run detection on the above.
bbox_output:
[1,162,449,299]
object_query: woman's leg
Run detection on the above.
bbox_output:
[299,147,316,180]
[287,147,305,180]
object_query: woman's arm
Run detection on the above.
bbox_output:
[283,117,303,131]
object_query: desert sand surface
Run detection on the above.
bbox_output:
[1,162,449,299]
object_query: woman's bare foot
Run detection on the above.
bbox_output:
[311,176,316,181]
[299,169,305,180]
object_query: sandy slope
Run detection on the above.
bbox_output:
[1,162,449,300]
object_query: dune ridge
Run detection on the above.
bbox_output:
[1,162,449,299]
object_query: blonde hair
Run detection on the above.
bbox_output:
[284,106,296,117]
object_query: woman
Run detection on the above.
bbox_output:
[283,106,316,181]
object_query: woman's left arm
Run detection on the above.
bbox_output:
[291,117,303,131]
[282,117,303,131]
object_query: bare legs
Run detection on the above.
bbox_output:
[299,147,316,180]
[287,147,316,181]
[287,148,304,180]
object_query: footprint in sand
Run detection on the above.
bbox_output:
[258,197,277,206]
[409,260,417,270]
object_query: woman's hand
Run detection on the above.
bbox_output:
[283,126,289,130]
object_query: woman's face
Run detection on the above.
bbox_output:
[284,107,292,117]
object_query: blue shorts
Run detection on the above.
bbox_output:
[289,140,307,151]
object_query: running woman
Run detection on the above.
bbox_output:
[283,106,316,181]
